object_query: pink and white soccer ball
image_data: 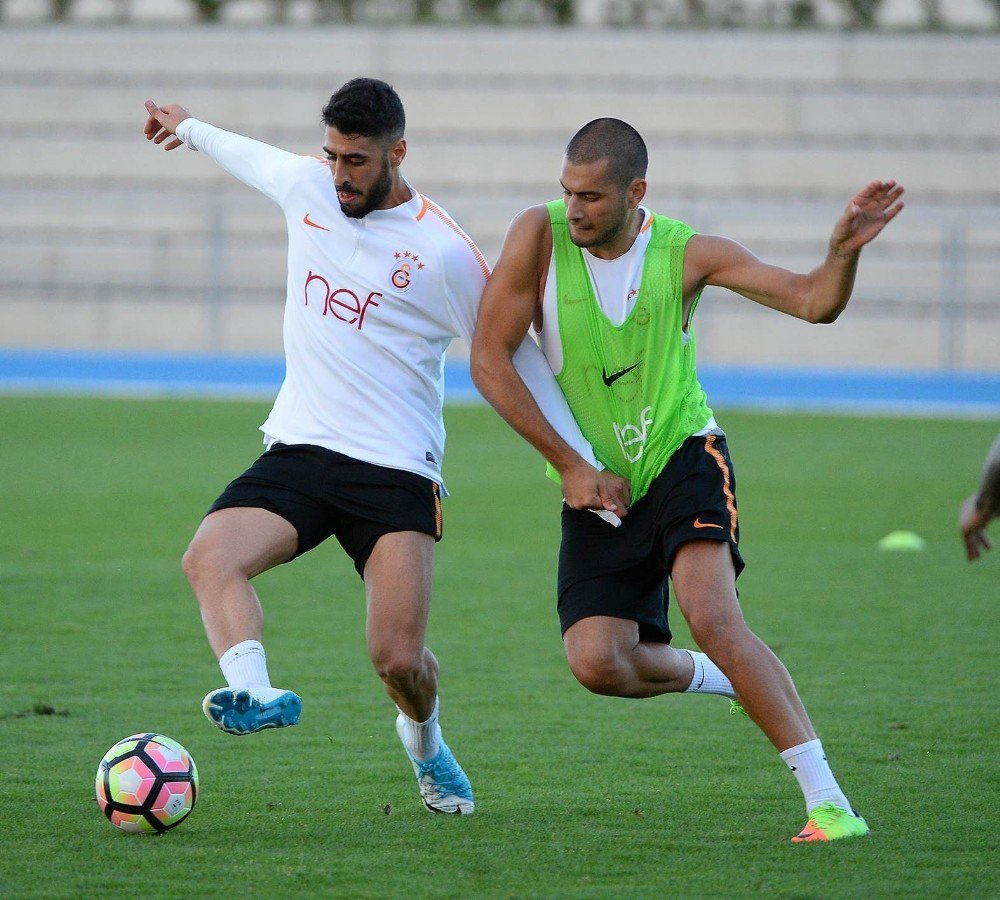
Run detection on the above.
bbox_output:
[96,733,199,834]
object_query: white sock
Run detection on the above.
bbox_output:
[682,650,736,698]
[218,640,272,696]
[398,697,442,762]
[779,739,852,813]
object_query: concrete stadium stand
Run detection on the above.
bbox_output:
[0,26,997,371]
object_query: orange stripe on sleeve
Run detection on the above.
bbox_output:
[703,434,738,542]
[420,197,491,280]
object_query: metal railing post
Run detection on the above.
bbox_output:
[940,223,966,372]
[207,200,227,353]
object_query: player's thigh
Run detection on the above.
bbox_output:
[187,506,298,579]
[558,499,670,641]
[670,540,746,641]
[364,530,436,652]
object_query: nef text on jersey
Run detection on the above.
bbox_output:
[304,271,381,330]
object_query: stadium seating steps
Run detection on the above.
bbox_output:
[0,27,997,368]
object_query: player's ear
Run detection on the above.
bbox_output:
[627,177,647,209]
[389,138,406,168]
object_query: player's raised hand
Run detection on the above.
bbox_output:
[143,99,192,151]
[829,180,905,258]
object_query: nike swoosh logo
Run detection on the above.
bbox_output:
[602,362,640,386]
[795,830,819,841]
[693,518,723,529]
[303,214,330,232]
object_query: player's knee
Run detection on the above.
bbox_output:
[371,646,423,684]
[568,650,630,697]
[181,538,229,590]
[180,541,205,586]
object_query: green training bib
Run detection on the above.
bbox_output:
[546,199,713,502]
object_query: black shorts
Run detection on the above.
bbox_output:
[207,443,442,577]
[558,432,745,644]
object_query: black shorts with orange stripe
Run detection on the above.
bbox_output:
[207,442,442,578]
[557,431,744,644]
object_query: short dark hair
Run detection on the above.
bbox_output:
[322,78,405,144]
[565,118,648,188]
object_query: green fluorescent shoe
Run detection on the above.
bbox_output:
[792,802,870,843]
[729,699,748,717]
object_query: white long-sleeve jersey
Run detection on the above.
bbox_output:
[175,118,598,489]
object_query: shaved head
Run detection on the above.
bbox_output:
[565,118,648,190]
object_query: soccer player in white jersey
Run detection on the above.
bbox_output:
[141,80,617,816]
[472,118,904,841]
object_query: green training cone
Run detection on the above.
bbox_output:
[878,530,926,551]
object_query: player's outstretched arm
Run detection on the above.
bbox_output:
[141,99,311,206]
[143,100,190,151]
[687,180,904,325]
[959,433,1000,562]
[471,207,630,517]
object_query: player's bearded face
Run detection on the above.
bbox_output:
[561,158,636,250]
[324,128,398,219]
[568,193,630,249]
[337,153,393,219]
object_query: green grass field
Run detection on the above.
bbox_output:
[1,395,997,898]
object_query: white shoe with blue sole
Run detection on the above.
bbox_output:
[396,714,475,815]
[202,687,301,735]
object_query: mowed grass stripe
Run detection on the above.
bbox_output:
[0,396,996,897]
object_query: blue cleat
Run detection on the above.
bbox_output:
[396,714,475,815]
[202,687,301,736]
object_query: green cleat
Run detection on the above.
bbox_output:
[792,802,870,843]
[729,699,748,717]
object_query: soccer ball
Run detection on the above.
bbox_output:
[96,733,199,834]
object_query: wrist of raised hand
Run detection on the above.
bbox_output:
[827,241,858,263]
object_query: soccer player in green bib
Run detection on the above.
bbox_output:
[471,118,904,843]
